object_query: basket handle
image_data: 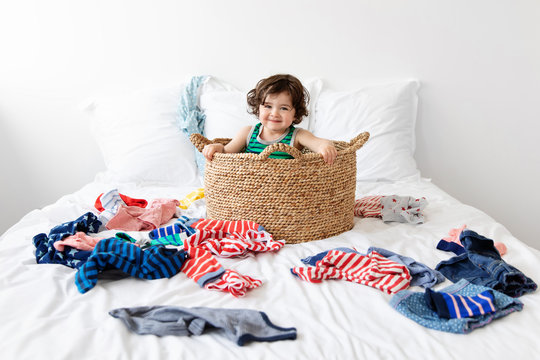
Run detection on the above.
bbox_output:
[347,132,370,152]
[189,133,232,153]
[258,143,303,160]
[190,133,211,153]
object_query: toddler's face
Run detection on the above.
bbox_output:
[259,91,296,134]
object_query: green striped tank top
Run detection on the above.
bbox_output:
[245,123,299,159]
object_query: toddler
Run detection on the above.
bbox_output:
[202,74,337,164]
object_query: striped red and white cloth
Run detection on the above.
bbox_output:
[291,250,411,294]
[186,219,285,258]
[191,219,264,235]
[354,195,384,217]
[205,269,263,297]
[181,246,225,287]
[181,218,284,297]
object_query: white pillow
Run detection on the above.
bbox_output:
[201,77,323,140]
[85,85,200,186]
[311,80,420,182]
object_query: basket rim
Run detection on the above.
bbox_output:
[190,132,370,162]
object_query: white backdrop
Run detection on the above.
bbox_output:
[1,0,539,249]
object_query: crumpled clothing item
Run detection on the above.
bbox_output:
[33,212,102,269]
[106,198,179,231]
[204,270,263,297]
[380,195,428,224]
[353,195,383,217]
[390,279,523,334]
[354,195,428,224]
[186,219,283,258]
[181,246,261,297]
[438,225,507,256]
[367,247,445,288]
[291,249,411,294]
[95,190,148,212]
[181,246,226,287]
[109,305,297,346]
[302,246,444,289]
[53,232,104,252]
[436,230,537,297]
[75,238,186,293]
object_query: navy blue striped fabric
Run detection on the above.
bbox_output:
[75,238,186,294]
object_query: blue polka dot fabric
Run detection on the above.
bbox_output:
[390,279,523,334]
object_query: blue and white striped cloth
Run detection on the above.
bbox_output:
[97,189,127,227]
[75,238,186,294]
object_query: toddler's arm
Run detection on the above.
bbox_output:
[202,125,252,161]
[295,129,338,165]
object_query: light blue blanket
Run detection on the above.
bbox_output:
[177,75,209,176]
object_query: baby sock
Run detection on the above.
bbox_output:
[425,288,496,319]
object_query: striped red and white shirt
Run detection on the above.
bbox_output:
[291,250,411,294]
[186,219,285,257]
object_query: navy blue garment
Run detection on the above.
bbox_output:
[33,212,102,269]
[436,239,466,256]
[436,230,537,297]
[75,238,186,294]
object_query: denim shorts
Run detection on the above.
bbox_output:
[436,230,536,297]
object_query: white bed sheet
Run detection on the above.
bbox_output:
[1,178,539,360]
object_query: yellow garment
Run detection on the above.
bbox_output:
[178,188,205,210]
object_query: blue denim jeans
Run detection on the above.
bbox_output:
[436,230,536,297]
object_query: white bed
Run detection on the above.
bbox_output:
[1,77,539,359]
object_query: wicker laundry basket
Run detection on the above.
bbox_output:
[190,132,370,244]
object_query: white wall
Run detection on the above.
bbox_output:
[1,0,539,249]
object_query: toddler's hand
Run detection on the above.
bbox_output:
[319,141,337,165]
[202,143,225,161]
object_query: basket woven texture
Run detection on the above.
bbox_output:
[190,132,370,244]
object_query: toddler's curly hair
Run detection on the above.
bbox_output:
[247,74,310,124]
